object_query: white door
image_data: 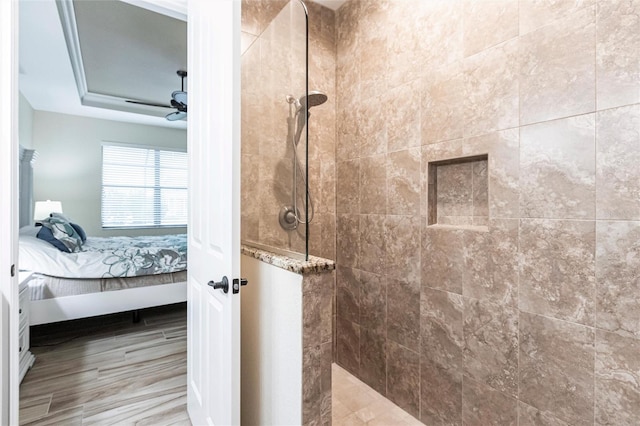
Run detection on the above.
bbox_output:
[0,0,19,424]
[187,1,241,425]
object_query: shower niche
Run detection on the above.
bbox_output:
[427,154,489,229]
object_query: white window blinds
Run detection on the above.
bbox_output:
[101,144,187,228]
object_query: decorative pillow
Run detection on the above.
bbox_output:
[71,223,87,243]
[36,226,72,253]
[36,216,83,253]
[50,212,74,223]
[49,212,87,243]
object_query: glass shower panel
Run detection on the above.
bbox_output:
[241,0,310,259]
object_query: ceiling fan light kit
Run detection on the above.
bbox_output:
[166,70,188,121]
[123,69,187,121]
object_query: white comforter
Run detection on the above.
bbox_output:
[19,232,187,279]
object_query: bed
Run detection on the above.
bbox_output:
[19,226,187,325]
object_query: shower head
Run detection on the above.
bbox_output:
[299,91,328,110]
[291,90,329,146]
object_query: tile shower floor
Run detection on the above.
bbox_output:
[332,364,423,426]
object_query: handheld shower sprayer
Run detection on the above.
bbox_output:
[280,91,328,231]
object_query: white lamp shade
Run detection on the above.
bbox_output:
[34,200,63,221]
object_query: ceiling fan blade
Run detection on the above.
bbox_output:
[125,99,173,109]
[165,111,187,121]
[172,91,187,105]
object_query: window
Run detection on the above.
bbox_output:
[102,143,187,228]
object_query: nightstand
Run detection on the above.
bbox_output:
[18,272,36,383]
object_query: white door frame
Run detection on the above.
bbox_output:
[0,0,20,423]
[0,0,241,423]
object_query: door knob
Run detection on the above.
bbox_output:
[208,276,229,294]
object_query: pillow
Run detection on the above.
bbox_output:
[36,226,72,253]
[71,223,87,243]
[19,225,40,237]
[36,216,83,253]
[50,212,74,222]
[48,213,87,243]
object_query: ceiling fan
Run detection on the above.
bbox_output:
[125,70,187,121]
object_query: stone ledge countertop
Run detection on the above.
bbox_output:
[241,245,335,274]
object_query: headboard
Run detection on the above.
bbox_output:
[19,145,37,228]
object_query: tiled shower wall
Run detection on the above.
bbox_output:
[334,1,640,425]
[241,0,336,260]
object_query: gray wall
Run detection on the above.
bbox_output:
[32,110,187,237]
[18,92,34,150]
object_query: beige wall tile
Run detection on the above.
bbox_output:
[387,342,420,418]
[387,277,420,352]
[241,0,288,36]
[463,219,518,307]
[385,1,428,89]
[463,298,518,397]
[319,160,336,215]
[420,288,464,425]
[519,219,596,326]
[388,0,463,89]
[519,6,596,125]
[463,0,519,57]
[596,0,640,110]
[421,140,465,219]
[337,316,360,375]
[520,114,595,219]
[421,62,465,145]
[337,106,360,160]
[336,214,360,269]
[421,223,465,294]
[519,312,595,425]
[357,97,387,157]
[385,215,421,285]
[387,148,421,216]
[337,266,360,325]
[359,154,387,214]
[357,1,391,101]
[302,336,322,424]
[464,129,520,218]
[317,213,336,261]
[462,376,517,426]
[420,288,464,371]
[385,81,422,152]
[333,2,639,424]
[437,162,474,219]
[359,327,386,395]
[472,159,488,218]
[420,357,462,425]
[596,105,640,220]
[336,159,360,214]
[595,330,640,425]
[518,401,571,426]
[359,270,386,333]
[596,221,640,339]
[464,39,519,137]
[519,0,595,35]
[359,214,386,275]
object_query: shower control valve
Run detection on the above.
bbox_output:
[279,205,299,231]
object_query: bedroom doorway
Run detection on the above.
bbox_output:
[1,1,243,424]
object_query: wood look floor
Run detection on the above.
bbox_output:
[19,303,190,426]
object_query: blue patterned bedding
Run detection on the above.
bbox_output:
[84,234,187,277]
[19,233,187,279]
